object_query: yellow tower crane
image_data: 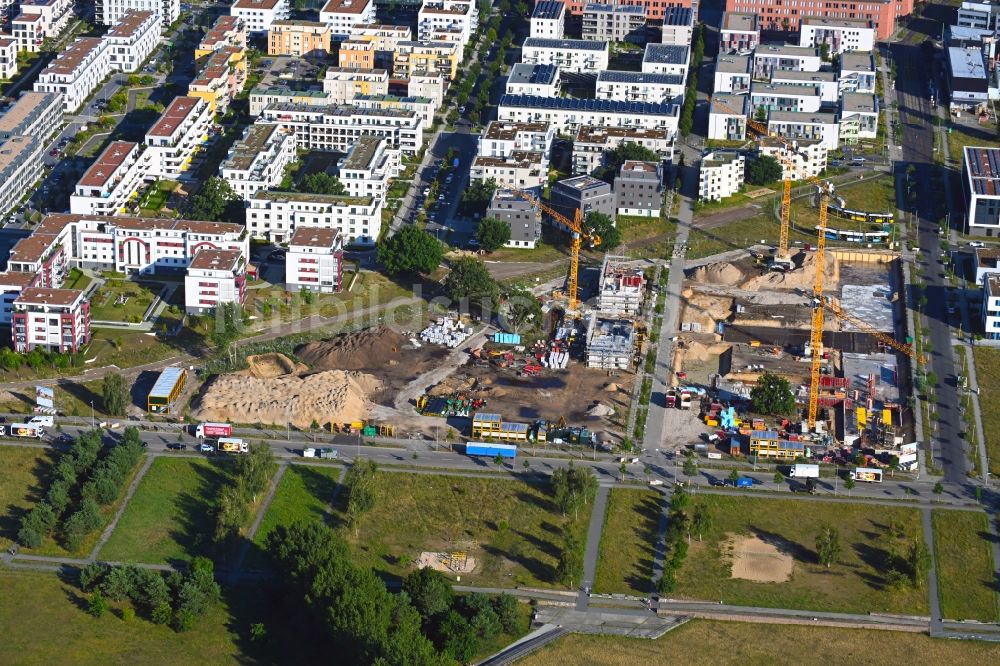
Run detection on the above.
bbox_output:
[807,181,833,431]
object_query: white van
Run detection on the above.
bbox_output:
[28,415,54,427]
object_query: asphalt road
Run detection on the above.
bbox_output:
[889,39,968,482]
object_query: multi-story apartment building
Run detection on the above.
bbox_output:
[347,23,411,52]
[268,20,331,57]
[320,0,375,39]
[418,0,474,44]
[596,70,685,103]
[0,271,40,326]
[34,37,110,113]
[724,0,913,41]
[337,39,377,68]
[530,0,565,39]
[840,51,877,93]
[771,70,839,103]
[522,37,609,73]
[750,82,823,114]
[352,93,435,126]
[699,151,744,201]
[758,136,828,179]
[105,10,161,73]
[713,54,752,94]
[285,226,343,293]
[0,135,43,217]
[0,91,62,142]
[505,63,561,97]
[471,151,547,191]
[497,94,680,135]
[572,125,673,175]
[719,11,758,53]
[250,85,330,115]
[231,0,289,35]
[258,103,423,154]
[392,40,460,79]
[0,35,17,80]
[767,110,840,149]
[752,43,822,79]
[582,3,646,44]
[615,160,663,217]
[642,43,689,78]
[563,0,693,21]
[708,93,749,141]
[838,92,879,142]
[962,146,1000,236]
[322,67,389,104]
[245,191,382,244]
[144,95,213,180]
[13,0,73,53]
[551,174,615,223]
[12,13,45,54]
[799,16,876,55]
[487,190,541,248]
[337,136,400,200]
[479,121,555,163]
[660,6,694,45]
[11,287,90,353]
[96,0,179,29]
[69,141,145,216]
[197,15,246,60]
[184,249,247,314]
[219,123,296,200]
[982,274,1000,339]
[188,46,247,113]
[408,72,446,109]
[958,0,1000,29]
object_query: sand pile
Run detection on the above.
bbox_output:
[727,534,794,583]
[587,403,615,417]
[689,262,746,286]
[193,370,381,429]
[297,326,412,372]
[243,353,306,379]
[741,251,840,292]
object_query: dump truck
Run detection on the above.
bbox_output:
[851,467,883,483]
[789,464,820,478]
[7,423,44,438]
[196,422,233,438]
[217,438,248,454]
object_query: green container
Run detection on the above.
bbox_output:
[362,426,376,436]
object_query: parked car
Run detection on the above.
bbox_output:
[167,443,186,450]
[970,241,986,248]
[198,443,214,453]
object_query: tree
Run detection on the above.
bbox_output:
[584,212,621,250]
[557,530,584,588]
[499,284,542,333]
[682,456,698,478]
[774,471,785,485]
[908,539,931,588]
[88,592,109,618]
[444,257,499,308]
[494,594,520,633]
[843,477,855,495]
[619,461,627,482]
[236,442,277,503]
[298,172,347,196]
[101,372,129,416]
[493,452,505,471]
[746,155,783,186]
[750,372,796,415]
[345,460,378,535]
[933,481,944,494]
[439,610,480,662]
[188,177,241,222]
[819,42,830,62]
[403,567,453,623]
[250,622,267,641]
[377,226,443,276]
[815,524,841,568]
[459,178,497,216]
[593,142,661,184]
[727,469,740,486]
[691,504,713,542]
[476,217,511,251]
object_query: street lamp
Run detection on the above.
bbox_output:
[90,401,94,429]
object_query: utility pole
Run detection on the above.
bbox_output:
[90,401,94,429]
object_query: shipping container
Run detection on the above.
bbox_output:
[465,442,517,458]
[493,332,521,345]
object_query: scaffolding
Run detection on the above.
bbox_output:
[597,254,646,318]
[585,315,636,369]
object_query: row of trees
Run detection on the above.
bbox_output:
[657,488,710,594]
[344,459,378,535]
[79,557,221,631]
[678,24,705,136]
[102,372,130,417]
[459,179,498,218]
[0,346,85,373]
[214,442,277,546]
[552,465,599,588]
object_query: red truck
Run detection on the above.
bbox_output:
[195,422,232,438]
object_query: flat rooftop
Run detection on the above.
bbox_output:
[751,82,821,97]
[710,93,747,115]
[524,37,608,51]
[987,274,1000,297]
[801,16,873,29]
[842,352,900,404]
[840,51,875,72]
[322,0,370,12]
[841,92,877,113]
[702,150,742,168]
[499,94,679,115]
[189,248,242,272]
[557,174,611,192]
[598,70,684,85]
[722,11,758,32]
[771,69,838,83]
[715,54,751,73]
[768,110,838,124]
[621,160,658,173]
[290,226,340,248]
[662,6,694,26]
[223,124,284,172]
[233,0,284,9]
[0,91,59,137]
[840,284,894,333]
[532,0,565,19]
[755,42,819,58]
[78,141,137,188]
[964,146,1000,196]
[949,46,988,80]
[252,190,374,206]
[484,120,551,140]
[473,150,544,168]
[575,124,671,144]
[584,3,645,14]
[342,135,383,170]
[507,63,559,85]
[644,43,689,64]
[0,135,38,176]
[147,96,204,139]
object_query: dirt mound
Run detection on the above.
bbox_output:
[741,251,839,292]
[243,353,306,378]
[727,534,794,582]
[689,262,746,286]
[587,403,615,417]
[297,326,412,372]
[193,370,380,429]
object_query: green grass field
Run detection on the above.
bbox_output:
[0,445,55,551]
[519,619,1000,666]
[666,495,928,615]
[947,123,1000,164]
[89,280,160,323]
[973,347,1000,476]
[244,464,342,570]
[933,510,999,622]
[835,174,897,213]
[594,489,661,595]
[686,212,817,260]
[99,457,229,565]
[329,472,592,589]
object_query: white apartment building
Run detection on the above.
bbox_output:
[320,0,375,39]
[219,123,296,200]
[13,0,73,53]
[322,67,389,104]
[521,37,609,74]
[246,191,382,245]
[642,43,690,78]
[708,94,748,141]
[144,95,213,180]
[105,10,161,74]
[963,146,1000,236]
[337,135,401,200]
[12,13,45,54]
[34,37,111,113]
[958,1,1000,30]
[0,35,17,80]
[505,63,561,97]
[982,274,1000,339]
[771,70,839,103]
[582,3,646,44]
[699,151,744,201]
[572,125,673,175]
[184,249,246,315]
[286,226,343,293]
[258,104,423,154]
[352,93,436,127]
[418,1,474,44]
[840,51,877,93]
[70,141,145,216]
[11,287,89,353]
[471,151,547,191]
[530,0,565,39]
[719,11,758,53]
[750,82,823,114]
[408,73,445,109]
[660,6,694,46]
[767,110,840,149]
[0,271,39,326]
[249,85,330,116]
[0,135,43,217]
[347,23,411,51]
[479,121,555,164]
[596,70,685,104]
[839,92,879,142]
[753,43,822,79]
[758,136,828,179]
[0,91,62,141]
[97,0,179,30]
[231,0,289,35]
[497,94,679,135]
[713,54,752,94]
[799,17,876,55]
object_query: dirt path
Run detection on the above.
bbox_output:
[228,461,288,583]
[89,452,157,561]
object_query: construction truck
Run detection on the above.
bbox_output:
[217,438,248,454]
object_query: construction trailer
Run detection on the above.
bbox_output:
[470,412,531,443]
[585,315,636,369]
[147,366,187,413]
[748,429,810,460]
[597,254,646,317]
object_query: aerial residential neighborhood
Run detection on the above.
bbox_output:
[0,0,999,663]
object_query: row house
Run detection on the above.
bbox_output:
[144,95,213,180]
[188,46,247,114]
[197,15,247,61]
[33,37,110,113]
[0,135,44,218]
[69,141,145,216]
[497,94,680,135]
[0,91,63,142]
[104,10,161,74]
[322,67,389,104]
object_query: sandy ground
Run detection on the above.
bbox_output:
[727,534,795,583]
[415,551,477,574]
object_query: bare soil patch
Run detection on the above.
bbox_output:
[727,533,795,583]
